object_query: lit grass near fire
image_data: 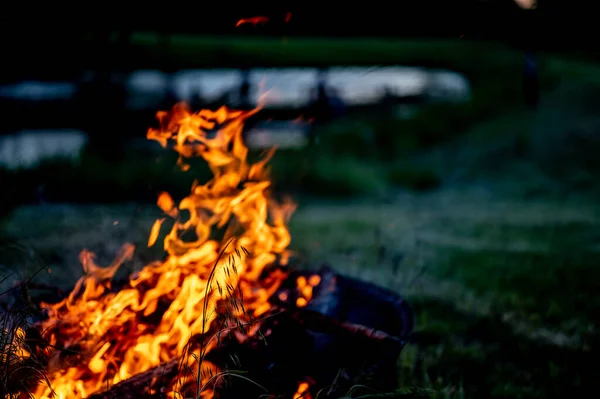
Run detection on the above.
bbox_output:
[2,188,599,398]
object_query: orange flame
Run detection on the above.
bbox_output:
[33,104,296,398]
[294,381,313,399]
[235,12,292,27]
[295,275,321,308]
[235,16,269,27]
[1,327,31,363]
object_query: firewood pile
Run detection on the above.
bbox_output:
[18,265,413,398]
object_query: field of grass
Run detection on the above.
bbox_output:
[1,187,599,398]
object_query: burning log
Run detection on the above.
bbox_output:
[87,311,407,399]
[87,358,179,399]
[84,266,412,399]
[292,307,404,346]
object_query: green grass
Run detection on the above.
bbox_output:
[2,191,599,398]
[289,194,599,398]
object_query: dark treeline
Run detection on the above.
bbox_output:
[0,0,597,81]
[1,1,596,49]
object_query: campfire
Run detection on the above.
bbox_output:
[17,104,413,398]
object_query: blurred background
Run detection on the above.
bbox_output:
[2,1,600,397]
